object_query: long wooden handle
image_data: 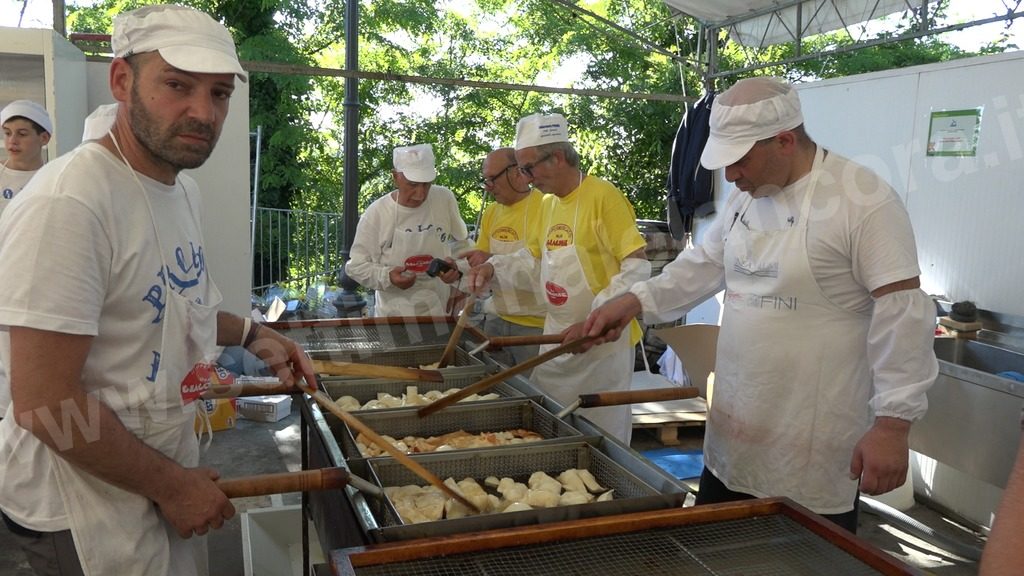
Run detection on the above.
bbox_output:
[418,335,598,418]
[311,360,444,383]
[577,387,700,409]
[201,381,297,399]
[217,468,350,498]
[305,388,480,513]
[486,334,564,348]
[438,295,476,369]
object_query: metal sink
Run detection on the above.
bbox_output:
[909,337,1024,488]
[933,338,1024,378]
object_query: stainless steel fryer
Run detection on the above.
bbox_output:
[318,371,526,412]
[358,440,687,542]
[327,398,587,459]
[310,344,484,376]
[283,320,457,353]
[330,499,918,576]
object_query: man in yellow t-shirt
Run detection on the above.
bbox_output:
[468,113,649,444]
[460,147,546,368]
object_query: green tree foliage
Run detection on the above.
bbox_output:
[64,0,1014,293]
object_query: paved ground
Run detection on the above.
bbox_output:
[1,406,986,575]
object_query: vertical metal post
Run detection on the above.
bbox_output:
[250,126,263,274]
[335,0,367,317]
[342,0,360,263]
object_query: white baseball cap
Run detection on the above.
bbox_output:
[1,100,53,134]
[82,103,119,142]
[112,4,248,82]
[700,77,804,170]
[393,144,437,183]
[515,113,569,150]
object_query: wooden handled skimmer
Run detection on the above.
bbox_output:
[556,387,701,418]
[300,385,480,513]
[418,334,600,418]
[217,467,352,498]
[310,360,444,383]
[466,333,564,356]
[437,295,476,368]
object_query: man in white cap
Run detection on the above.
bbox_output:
[582,77,937,532]
[0,99,53,217]
[468,113,650,444]
[459,147,546,368]
[0,5,316,575]
[346,143,470,317]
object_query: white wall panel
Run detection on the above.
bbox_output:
[84,63,252,316]
[699,51,1024,317]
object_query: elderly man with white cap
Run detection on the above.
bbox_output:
[346,143,470,317]
[468,113,650,444]
[0,5,316,575]
[583,77,937,533]
[0,100,53,217]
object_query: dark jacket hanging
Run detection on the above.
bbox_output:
[666,91,716,239]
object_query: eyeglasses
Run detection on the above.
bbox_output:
[517,153,552,178]
[480,163,517,189]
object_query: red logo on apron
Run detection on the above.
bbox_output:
[545,281,569,306]
[180,363,233,404]
[404,254,433,273]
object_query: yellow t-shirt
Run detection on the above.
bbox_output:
[477,190,546,328]
[537,175,646,344]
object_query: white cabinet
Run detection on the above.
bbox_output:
[1,26,87,160]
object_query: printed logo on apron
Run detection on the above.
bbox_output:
[545,281,569,306]
[403,254,433,274]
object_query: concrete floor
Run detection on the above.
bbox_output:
[1,405,986,575]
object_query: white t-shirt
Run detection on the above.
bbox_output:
[632,150,926,416]
[345,185,470,315]
[635,150,920,319]
[0,164,38,219]
[0,142,217,530]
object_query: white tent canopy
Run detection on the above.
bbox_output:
[663,0,923,47]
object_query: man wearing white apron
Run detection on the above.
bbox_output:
[346,143,470,318]
[0,6,316,575]
[469,114,650,444]
[460,147,546,368]
[584,78,937,532]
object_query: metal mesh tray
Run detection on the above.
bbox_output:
[310,344,484,372]
[320,372,524,413]
[333,500,916,575]
[280,320,457,353]
[362,441,685,542]
[332,398,585,459]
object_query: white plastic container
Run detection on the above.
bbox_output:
[241,505,324,576]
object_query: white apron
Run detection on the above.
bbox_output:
[708,147,873,514]
[375,197,451,317]
[50,134,222,575]
[530,189,633,443]
[486,205,546,319]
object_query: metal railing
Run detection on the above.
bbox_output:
[251,207,345,296]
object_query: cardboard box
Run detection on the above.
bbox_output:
[194,398,237,433]
[237,395,292,423]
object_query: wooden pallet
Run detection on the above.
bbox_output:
[632,409,706,445]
